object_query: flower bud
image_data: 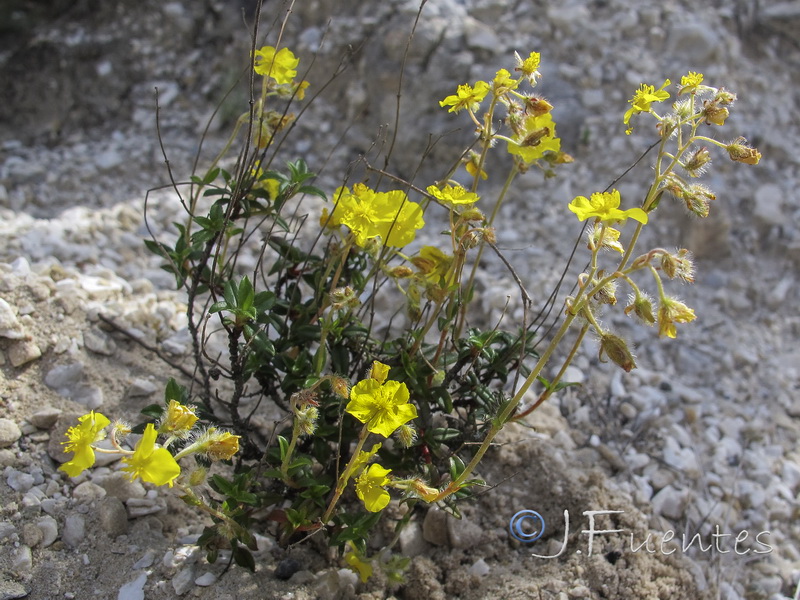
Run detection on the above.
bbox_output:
[661,249,694,283]
[330,286,359,311]
[410,479,440,502]
[158,400,198,437]
[701,100,728,126]
[726,137,761,165]
[599,332,637,373]
[330,376,350,399]
[460,208,486,222]
[594,279,618,306]
[396,423,417,449]
[296,405,319,437]
[589,225,624,254]
[389,266,414,279]
[624,293,656,325]
[188,466,208,487]
[524,96,553,117]
[204,430,240,461]
[714,88,737,106]
[682,147,711,177]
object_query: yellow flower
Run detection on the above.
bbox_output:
[439,81,490,113]
[295,80,310,100]
[411,246,453,284]
[369,361,390,385]
[203,430,241,461]
[254,46,299,84]
[492,68,518,93]
[568,190,648,225]
[657,297,696,338]
[355,463,392,512]
[346,378,417,438]
[515,51,541,83]
[158,400,198,436]
[589,225,625,253]
[59,411,110,478]
[122,424,181,487]
[350,442,382,477]
[326,184,425,248]
[679,71,704,94]
[344,544,373,582]
[464,152,488,180]
[623,79,671,134]
[426,183,480,206]
[507,112,561,163]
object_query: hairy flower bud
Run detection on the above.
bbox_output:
[624,293,656,325]
[524,96,553,117]
[661,249,695,283]
[296,405,319,436]
[726,137,761,165]
[682,147,711,177]
[599,332,637,372]
[701,100,729,126]
[396,423,417,448]
[594,279,618,306]
[389,266,414,279]
[330,376,350,399]
[188,466,208,487]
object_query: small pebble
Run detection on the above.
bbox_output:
[117,572,147,600]
[194,572,217,586]
[0,419,22,448]
[37,516,58,547]
[62,514,86,548]
[7,340,42,367]
[28,408,62,430]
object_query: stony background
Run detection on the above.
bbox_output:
[0,1,799,599]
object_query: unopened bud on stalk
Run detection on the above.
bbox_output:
[524,96,553,117]
[389,266,414,278]
[330,286,359,311]
[726,137,761,165]
[460,208,485,222]
[396,423,417,448]
[599,332,637,372]
[624,293,656,325]
[682,147,711,177]
[594,279,618,306]
[411,479,440,502]
[188,466,208,487]
[701,100,729,126]
[296,405,319,436]
[661,249,694,283]
[330,376,350,399]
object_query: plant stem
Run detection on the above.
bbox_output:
[321,425,370,524]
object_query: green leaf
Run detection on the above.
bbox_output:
[278,435,289,460]
[232,544,255,572]
[238,276,255,311]
[430,428,461,442]
[140,403,163,419]
[449,456,466,481]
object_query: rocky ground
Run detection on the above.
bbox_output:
[1,1,799,599]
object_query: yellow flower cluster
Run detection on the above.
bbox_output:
[322,184,425,248]
[59,401,240,489]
